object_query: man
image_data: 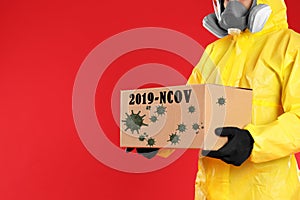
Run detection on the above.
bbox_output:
[188,0,300,199]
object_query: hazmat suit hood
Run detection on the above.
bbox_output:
[203,0,289,37]
[258,0,288,34]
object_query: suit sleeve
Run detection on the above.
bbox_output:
[245,48,300,163]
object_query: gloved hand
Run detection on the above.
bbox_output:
[201,127,254,166]
[125,147,160,159]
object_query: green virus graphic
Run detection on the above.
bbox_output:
[139,134,146,142]
[192,122,204,134]
[147,137,156,147]
[167,132,180,145]
[192,123,200,131]
[216,96,226,106]
[155,104,167,116]
[188,105,196,114]
[138,133,155,147]
[122,110,148,134]
[177,123,187,133]
[149,115,158,123]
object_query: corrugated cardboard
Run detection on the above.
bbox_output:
[120,84,252,150]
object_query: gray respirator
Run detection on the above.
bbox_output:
[203,0,272,38]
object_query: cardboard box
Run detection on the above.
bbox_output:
[120,84,252,150]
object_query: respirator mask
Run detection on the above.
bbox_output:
[203,0,272,38]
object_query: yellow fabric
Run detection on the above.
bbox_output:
[188,0,300,199]
[156,148,175,158]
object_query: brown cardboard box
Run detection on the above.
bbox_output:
[120,84,252,150]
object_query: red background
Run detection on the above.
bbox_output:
[1,0,300,200]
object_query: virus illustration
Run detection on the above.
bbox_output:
[216,96,226,106]
[188,105,196,114]
[122,110,148,134]
[147,137,156,147]
[192,123,200,131]
[176,123,187,133]
[149,115,158,123]
[155,104,167,116]
[139,134,146,142]
[167,132,180,145]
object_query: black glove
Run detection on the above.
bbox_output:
[201,127,254,166]
[125,148,159,159]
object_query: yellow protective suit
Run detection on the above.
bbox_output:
[187,0,300,199]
